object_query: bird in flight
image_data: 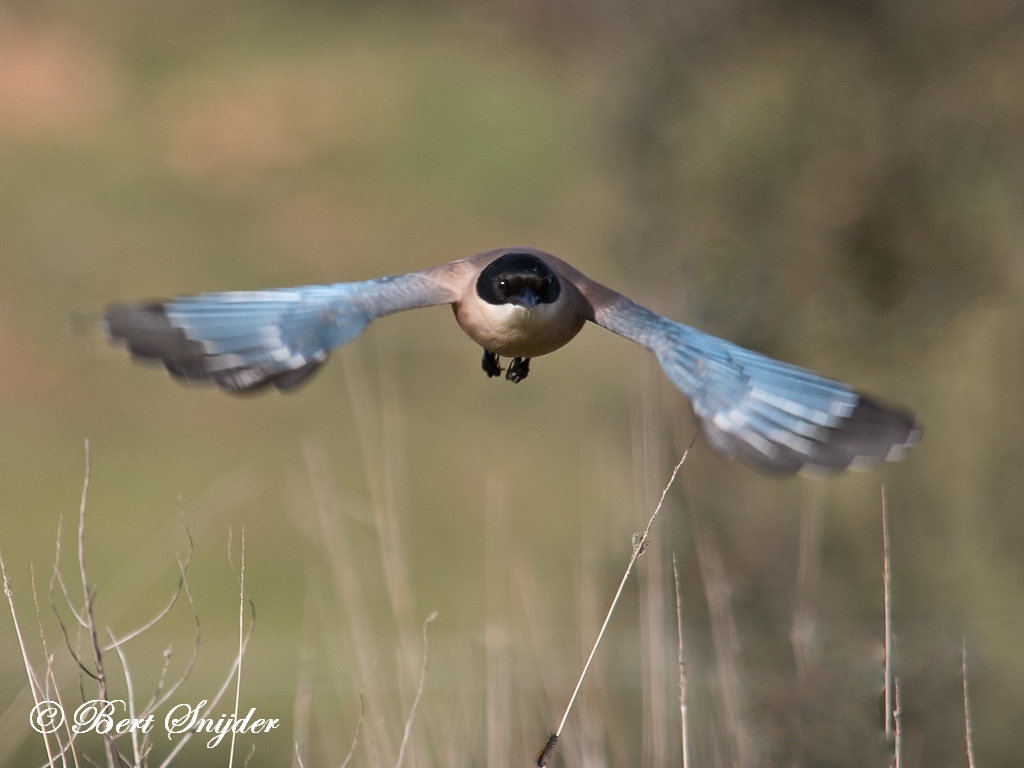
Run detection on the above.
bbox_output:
[104,247,920,476]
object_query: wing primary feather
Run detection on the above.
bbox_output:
[587,291,921,475]
[105,268,462,394]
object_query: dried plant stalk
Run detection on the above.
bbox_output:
[537,439,694,767]
[962,638,976,768]
[672,553,689,768]
[882,485,894,739]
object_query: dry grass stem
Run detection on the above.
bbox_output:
[672,553,689,768]
[228,527,247,768]
[514,565,564,725]
[882,484,894,739]
[4,441,255,768]
[141,554,200,715]
[792,481,824,678]
[72,439,117,768]
[339,694,365,768]
[694,514,751,768]
[31,566,78,768]
[962,637,976,768]
[537,438,695,767]
[101,548,191,652]
[107,627,146,766]
[2,551,61,768]
[291,585,317,768]
[342,348,417,658]
[485,473,513,768]
[395,611,438,768]
[635,391,668,767]
[157,542,254,768]
[303,441,397,766]
[893,676,902,768]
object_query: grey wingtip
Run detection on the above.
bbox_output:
[102,299,329,395]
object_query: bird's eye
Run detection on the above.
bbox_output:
[498,279,507,290]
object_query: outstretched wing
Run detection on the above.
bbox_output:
[574,281,920,476]
[104,266,465,393]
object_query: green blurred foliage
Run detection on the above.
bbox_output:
[1,0,1022,766]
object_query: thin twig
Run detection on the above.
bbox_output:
[77,439,91,622]
[2,551,60,768]
[106,628,140,766]
[142,551,201,714]
[395,611,438,768]
[672,553,689,768]
[155,600,254,768]
[962,637,976,768]
[229,528,246,768]
[32,565,77,768]
[882,484,893,739]
[74,441,118,768]
[50,517,87,631]
[102,532,193,652]
[538,438,695,767]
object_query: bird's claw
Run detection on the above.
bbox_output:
[482,349,502,378]
[506,357,530,383]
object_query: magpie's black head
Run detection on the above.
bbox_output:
[476,253,561,308]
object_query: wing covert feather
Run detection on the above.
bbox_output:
[104,264,466,393]
[581,286,919,476]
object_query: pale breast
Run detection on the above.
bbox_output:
[454,298,586,358]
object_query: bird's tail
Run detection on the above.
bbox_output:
[654,323,921,475]
[104,286,370,393]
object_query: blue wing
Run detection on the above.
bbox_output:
[104,270,460,393]
[593,296,920,475]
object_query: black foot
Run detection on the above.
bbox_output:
[506,357,530,383]
[482,349,502,378]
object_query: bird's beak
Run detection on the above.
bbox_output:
[509,290,538,310]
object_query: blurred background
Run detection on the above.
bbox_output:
[0,0,1022,765]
